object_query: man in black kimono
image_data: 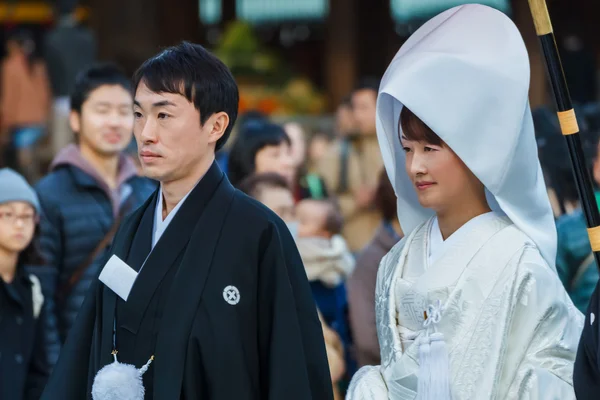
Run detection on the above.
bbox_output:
[575,280,600,399]
[41,42,333,400]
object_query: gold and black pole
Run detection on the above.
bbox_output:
[528,0,600,270]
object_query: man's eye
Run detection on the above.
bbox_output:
[134,111,143,119]
[424,147,436,152]
[158,113,169,120]
[402,147,411,153]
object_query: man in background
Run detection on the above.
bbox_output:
[318,79,383,252]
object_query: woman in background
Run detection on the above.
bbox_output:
[284,122,329,201]
[227,120,295,187]
[347,169,402,368]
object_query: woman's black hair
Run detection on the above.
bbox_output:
[227,120,291,187]
[400,106,443,146]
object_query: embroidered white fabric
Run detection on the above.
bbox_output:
[348,216,583,399]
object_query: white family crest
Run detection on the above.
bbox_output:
[223,285,240,305]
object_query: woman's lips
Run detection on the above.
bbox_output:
[416,181,436,190]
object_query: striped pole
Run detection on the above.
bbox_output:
[528,0,600,270]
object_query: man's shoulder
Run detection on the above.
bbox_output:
[35,168,76,201]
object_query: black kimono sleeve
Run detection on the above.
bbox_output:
[575,280,600,399]
[258,222,333,399]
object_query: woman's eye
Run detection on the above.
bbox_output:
[424,146,436,152]
[402,147,411,153]
[134,111,143,119]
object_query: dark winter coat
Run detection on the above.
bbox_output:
[0,269,49,400]
[347,222,401,367]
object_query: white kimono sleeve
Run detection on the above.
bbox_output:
[498,246,584,400]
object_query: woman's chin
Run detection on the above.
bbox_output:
[416,194,439,210]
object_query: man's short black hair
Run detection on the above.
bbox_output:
[71,63,131,113]
[132,42,239,151]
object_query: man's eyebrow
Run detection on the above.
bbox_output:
[133,99,177,108]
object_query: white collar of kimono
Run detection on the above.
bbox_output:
[428,211,498,267]
[376,4,557,269]
[153,183,195,248]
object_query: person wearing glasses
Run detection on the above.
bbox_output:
[0,168,50,400]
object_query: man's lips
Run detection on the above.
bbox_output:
[140,150,160,157]
[139,151,161,162]
[103,132,122,144]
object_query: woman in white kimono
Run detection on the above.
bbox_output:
[347,4,584,400]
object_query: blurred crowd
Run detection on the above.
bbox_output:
[1,9,600,400]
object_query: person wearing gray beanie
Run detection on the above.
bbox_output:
[0,168,40,213]
[0,167,50,399]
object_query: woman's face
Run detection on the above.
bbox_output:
[0,202,36,255]
[401,136,483,214]
[254,142,296,184]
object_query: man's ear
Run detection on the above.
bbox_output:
[69,110,81,135]
[206,112,230,146]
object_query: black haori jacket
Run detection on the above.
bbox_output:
[40,162,333,400]
[575,280,600,399]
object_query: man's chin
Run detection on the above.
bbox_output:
[140,165,170,182]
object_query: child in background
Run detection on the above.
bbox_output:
[0,168,49,400]
[238,172,296,224]
[295,199,355,378]
[295,199,355,286]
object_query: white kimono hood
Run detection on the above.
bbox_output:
[377,4,557,268]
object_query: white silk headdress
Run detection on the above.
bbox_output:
[377,4,557,268]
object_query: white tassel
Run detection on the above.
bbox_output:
[416,300,452,400]
[429,332,452,399]
[416,334,431,400]
[91,353,154,400]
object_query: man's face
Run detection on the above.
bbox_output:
[352,89,377,135]
[133,81,226,183]
[71,85,134,157]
